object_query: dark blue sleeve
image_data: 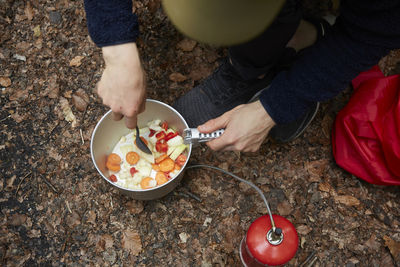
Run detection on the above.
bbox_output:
[83,0,139,47]
[259,0,400,124]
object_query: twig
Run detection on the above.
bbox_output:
[300,251,317,267]
[15,171,32,197]
[48,122,60,138]
[183,190,202,202]
[306,256,318,267]
[0,115,11,122]
[65,200,72,214]
[79,128,84,145]
[110,195,113,209]
[176,190,202,202]
[60,230,71,255]
[39,174,59,194]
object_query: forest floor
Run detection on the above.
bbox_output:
[1,0,400,266]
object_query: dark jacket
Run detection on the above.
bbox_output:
[84,0,400,124]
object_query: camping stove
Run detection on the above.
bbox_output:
[239,214,298,266]
[186,164,299,266]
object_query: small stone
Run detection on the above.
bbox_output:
[49,11,62,24]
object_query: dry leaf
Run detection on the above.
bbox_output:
[125,201,144,214]
[318,181,333,193]
[48,147,62,161]
[121,230,142,256]
[96,234,114,252]
[87,210,96,224]
[177,39,197,52]
[75,89,89,103]
[277,200,293,216]
[10,112,27,123]
[42,74,59,99]
[365,234,381,251]
[60,97,77,127]
[189,65,213,81]
[9,89,29,101]
[69,56,84,67]
[0,76,11,87]
[16,42,31,52]
[13,54,26,61]
[72,94,88,112]
[384,235,400,262]
[169,72,187,82]
[65,211,81,228]
[6,175,16,191]
[179,232,189,243]
[25,2,34,21]
[305,159,329,182]
[296,224,312,235]
[220,214,241,253]
[334,195,360,207]
[8,213,27,226]
[33,25,41,37]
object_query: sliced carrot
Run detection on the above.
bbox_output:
[134,136,148,147]
[107,153,121,165]
[159,158,175,172]
[140,177,155,189]
[155,154,168,164]
[174,163,181,171]
[106,161,121,172]
[152,163,160,171]
[126,151,140,165]
[175,154,187,167]
[155,172,168,185]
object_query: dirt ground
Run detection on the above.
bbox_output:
[1,0,400,266]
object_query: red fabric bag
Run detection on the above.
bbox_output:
[332,65,400,185]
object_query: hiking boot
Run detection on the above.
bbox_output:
[173,58,276,127]
[269,102,320,142]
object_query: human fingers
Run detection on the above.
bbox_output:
[124,115,138,129]
[198,108,235,133]
[112,111,123,121]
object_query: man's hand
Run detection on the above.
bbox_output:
[198,101,276,152]
[98,43,146,129]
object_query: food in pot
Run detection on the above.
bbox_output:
[105,119,189,190]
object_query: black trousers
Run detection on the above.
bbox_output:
[229,0,302,80]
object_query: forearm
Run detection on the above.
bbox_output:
[260,0,400,124]
[83,0,139,47]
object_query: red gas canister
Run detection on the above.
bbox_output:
[240,215,298,266]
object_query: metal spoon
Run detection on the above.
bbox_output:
[135,126,152,154]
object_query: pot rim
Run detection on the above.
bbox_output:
[90,98,192,193]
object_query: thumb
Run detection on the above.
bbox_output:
[198,112,230,133]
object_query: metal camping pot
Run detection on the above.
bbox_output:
[90,99,192,200]
[240,214,299,266]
